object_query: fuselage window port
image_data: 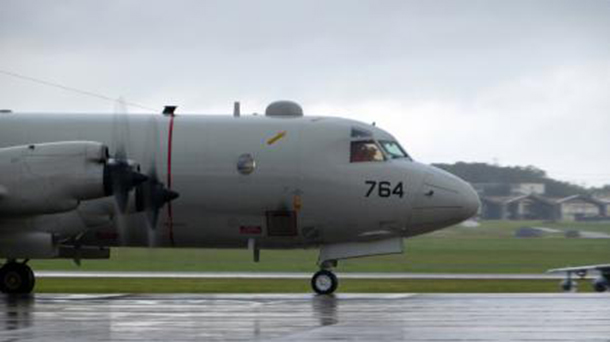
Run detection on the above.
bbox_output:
[350,140,386,163]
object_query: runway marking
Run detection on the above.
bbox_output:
[33,271,577,280]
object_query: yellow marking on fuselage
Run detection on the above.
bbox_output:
[267,131,287,145]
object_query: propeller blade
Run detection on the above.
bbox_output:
[108,97,147,246]
[133,114,180,246]
[103,158,148,213]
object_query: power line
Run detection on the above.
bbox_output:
[0,69,157,112]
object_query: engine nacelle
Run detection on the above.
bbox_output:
[0,232,57,258]
[592,276,609,292]
[0,141,109,216]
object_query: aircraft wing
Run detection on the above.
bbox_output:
[547,264,610,274]
[548,264,610,292]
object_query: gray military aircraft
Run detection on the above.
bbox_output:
[547,264,610,292]
[0,100,479,294]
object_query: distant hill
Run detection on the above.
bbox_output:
[432,162,589,198]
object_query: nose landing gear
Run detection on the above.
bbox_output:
[311,260,338,295]
[0,260,35,294]
[311,270,338,295]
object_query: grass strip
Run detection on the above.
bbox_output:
[34,278,587,293]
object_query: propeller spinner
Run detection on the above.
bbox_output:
[135,168,179,230]
[103,157,148,213]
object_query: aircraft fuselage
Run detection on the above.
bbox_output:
[0,111,479,250]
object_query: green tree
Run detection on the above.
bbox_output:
[433,162,589,197]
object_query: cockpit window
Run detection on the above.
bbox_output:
[379,140,412,160]
[350,141,385,163]
[351,127,373,138]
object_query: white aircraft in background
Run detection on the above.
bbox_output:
[548,264,610,292]
[0,100,479,294]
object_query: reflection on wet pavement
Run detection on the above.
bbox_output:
[0,293,609,341]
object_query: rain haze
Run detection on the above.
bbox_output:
[1,0,609,187]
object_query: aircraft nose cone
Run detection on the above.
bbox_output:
[410,166,480,231]
[457,179,480,221]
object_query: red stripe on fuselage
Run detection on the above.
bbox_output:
[167,115,176,246]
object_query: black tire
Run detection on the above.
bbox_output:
[311,270,338,295]
[23,265,35,294]
[560,280,576,292]
[0,263,35,294]
[593,279,608,293]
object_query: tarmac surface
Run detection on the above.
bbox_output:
[1,293,609,341]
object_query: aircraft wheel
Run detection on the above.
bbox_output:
[311,270,338,295]
[0,262,35,294]
[593,281,608,292]
[560,279,576,292]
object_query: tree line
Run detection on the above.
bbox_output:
[432,162,594,198]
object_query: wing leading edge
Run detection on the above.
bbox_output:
[547,264,610,274]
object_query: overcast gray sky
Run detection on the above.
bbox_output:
[1,0,609,186]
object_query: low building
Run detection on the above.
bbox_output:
[479,194,609,221]
[555,195,607,221]
[480,194,555,220]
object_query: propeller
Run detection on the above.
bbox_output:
[104,98,148,214]
[103,157,148,213]
[135,114,179,246]
[105,99,179,247]
[136,166,179,231]
[102,97,149,246]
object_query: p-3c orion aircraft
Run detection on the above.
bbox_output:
[0,100,479,294]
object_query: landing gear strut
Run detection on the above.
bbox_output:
[311,260,339,295]
[0,260,35,294]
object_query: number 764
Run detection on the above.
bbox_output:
[365,181,404,198]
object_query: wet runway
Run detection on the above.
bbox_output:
[1,293,609,341]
